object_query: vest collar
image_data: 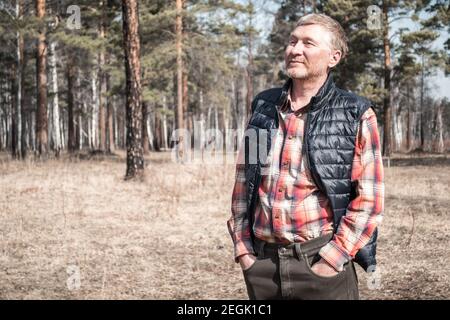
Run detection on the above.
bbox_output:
[277,72,336,112]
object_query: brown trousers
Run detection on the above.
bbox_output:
[242,233,359,300]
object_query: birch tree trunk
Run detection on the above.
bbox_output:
[113,99,118,150]
[79,105,83,150]
[31,110,36,151]
[162,95,168,150]
[435,100,444,153]
[107,77,115,153]
[48,41,62,156]
[87,110,92,149]
[91,68,99,149]
[60,107,65,150]
[147,109,154,151]
[214,104,219,132]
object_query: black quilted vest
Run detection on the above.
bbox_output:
[243,73,378,271]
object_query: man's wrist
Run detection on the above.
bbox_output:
[234,240,255,263]
[318,241,350,272]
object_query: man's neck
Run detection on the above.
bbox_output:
[290,73,328,111]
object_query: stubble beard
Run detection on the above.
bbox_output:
[286,61,326,80]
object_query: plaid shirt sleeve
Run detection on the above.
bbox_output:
[227,141,256,263]
[319,108,385,272]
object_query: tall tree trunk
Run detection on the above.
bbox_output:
[87,108,92,149]
[13,0,24,159]
[206,103,212,131]
[214,104,219,132]
[245,56,254,122]
[0,87,4,149]
[98,63,107,151]
[91,68,99,149]
[245,1,254,122]
[98,0,107,151]
[420,53,425,151]
[406,83,412,152]
[48,41,62,156]
[0,111,5,150]
[117,105,124,149]
[435,100,444,153]
[176,0,184,160]
[59,103,64,150]
[7,80,15,151]
[107,75,115,153]
[6,84,12,151]
[162,95,168,150]
[113,100,118,150]
[393,105,402,151]
[231,80,237,131]
[382,2,392,157]
[11,63,17,156]
[142,101,149,154]
[76,74,83,150]
[36,0,48,156]
[183,71,189,131]
[122,0,144,179]
[78,105,83,150]
[67,59,76,152]
[31,110,36,151]
[147,109,154,151]
[154,111,161,151]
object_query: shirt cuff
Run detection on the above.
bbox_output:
[318,241,351,272]
[234,240,255,263]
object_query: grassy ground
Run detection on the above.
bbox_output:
[0,151,448,299]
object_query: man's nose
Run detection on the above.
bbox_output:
[290,41,305,56]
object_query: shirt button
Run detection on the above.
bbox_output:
[282,161,289,167]
[288,135,294,140]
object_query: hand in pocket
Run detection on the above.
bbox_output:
[239,254,257,271]
[310,258,339,277]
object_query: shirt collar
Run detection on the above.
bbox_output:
[277,72,335,114]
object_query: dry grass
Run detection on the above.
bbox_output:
[0,151,448,299]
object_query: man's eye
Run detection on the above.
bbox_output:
[289,39,297,45]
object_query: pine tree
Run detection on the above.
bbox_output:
[122,0,144,180]
[35,0,48,156]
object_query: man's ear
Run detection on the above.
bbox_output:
[328,50,342,68]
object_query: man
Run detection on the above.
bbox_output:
[227,13,384,300]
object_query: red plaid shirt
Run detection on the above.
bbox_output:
[227,93,384,272]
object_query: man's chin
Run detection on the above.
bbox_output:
[287,69,309,79]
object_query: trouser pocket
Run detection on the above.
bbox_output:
[302,252,348,280]
[290,248,358,300]
[242,256,281,300]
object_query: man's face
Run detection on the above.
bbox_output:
[285,24,339,80]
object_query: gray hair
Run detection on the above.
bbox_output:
[296,13,349,60]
